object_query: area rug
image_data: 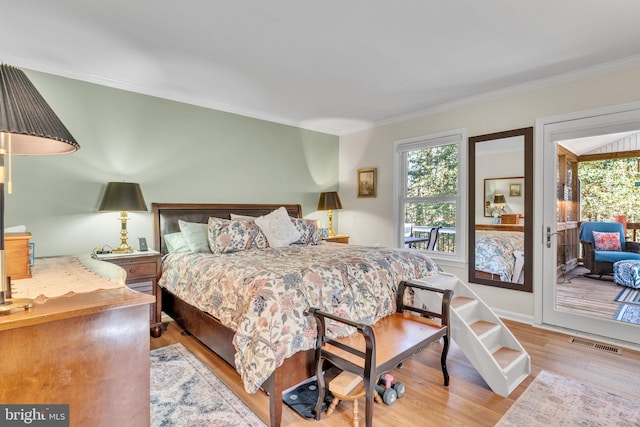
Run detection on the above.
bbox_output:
[615,287,640,305]
[150,343,266,427]
[614,304,640,325]
[496,370,640,426]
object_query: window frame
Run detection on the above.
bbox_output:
[393,128,467,266]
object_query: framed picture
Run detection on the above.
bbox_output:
[510,183,522,197]
[357,167,377,198]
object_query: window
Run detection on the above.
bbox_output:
[394,129,466,264]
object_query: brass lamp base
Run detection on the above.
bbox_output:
[0,298,34,315]
[112,245,134,254]
[112,211,134,254]
[327,209,337,237]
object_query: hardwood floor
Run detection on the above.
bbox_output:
[151,317,640,426]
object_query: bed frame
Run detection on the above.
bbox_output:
[152,203,315,427]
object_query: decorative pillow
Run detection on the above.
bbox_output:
[164,232,190,253]
[230,213,258,221]
[292,218,320,245]
[255,207,301,248]
[178,220,211,252]
[208,217,268,254]
[592,231,622,251]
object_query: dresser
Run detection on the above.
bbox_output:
[0,257,153,427]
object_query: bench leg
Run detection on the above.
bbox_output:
[315,357,326,421]
[364,378,375,427]
[440,335,450,386]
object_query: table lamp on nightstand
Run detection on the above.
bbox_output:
[98,182,148,254]
[0,64,80,313]
[317,191,343,237]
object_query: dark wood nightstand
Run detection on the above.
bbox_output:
[322,235,350,244]
[95,250,162,337]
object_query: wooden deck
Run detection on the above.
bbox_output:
[556,266,622,320]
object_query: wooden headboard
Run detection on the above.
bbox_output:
[152,203,303,254]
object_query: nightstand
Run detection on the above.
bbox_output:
[94,250,162,337]
[322,235,350,244]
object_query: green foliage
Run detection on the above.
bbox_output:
[406,144,458,198]
[579,158,640,222]
[405,144,458,228]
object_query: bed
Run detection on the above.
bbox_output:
[475,229,525,283]
[153,203,441,427]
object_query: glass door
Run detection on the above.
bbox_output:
[539,104,640,346]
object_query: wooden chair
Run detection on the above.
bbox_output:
[308,281,452,427]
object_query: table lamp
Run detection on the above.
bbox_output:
[493,194,506,211]
[317,191,343,237]
[0,64,80,313]
[98,182,147,253]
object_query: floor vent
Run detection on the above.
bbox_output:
[569,337,622,354]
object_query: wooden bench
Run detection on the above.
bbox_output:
[308,280,452,427]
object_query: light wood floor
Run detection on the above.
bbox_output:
[150,318,640,426]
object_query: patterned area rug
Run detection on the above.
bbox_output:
[150,343,266,427]
[497,370,640,426]
[615,287,640,305]
[614,304,640,325]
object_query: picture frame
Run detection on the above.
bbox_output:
[510,183,522,197]
[357,167,377,198]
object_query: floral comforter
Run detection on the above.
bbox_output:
[475,230,524,282]
[159,243,440,393]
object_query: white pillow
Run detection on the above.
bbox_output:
[165,232,190,253]
[178,220,210,252]
[255,207,301,248]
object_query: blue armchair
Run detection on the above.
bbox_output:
[579,221,640,276]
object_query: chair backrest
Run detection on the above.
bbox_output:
[578,221,626,246]
[404,223,413,238]
[427,227,440,251]
[500,214,520,224]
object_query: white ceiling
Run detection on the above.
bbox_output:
[3,1,640,136]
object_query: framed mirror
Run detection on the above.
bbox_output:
[468,127,533,292]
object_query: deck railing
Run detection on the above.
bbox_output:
[410,226,456,253]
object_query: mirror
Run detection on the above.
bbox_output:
[483,176,525,217]
[468,127,533,292]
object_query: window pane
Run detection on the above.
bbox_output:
[405,202,456,253]
[406,144,458,198]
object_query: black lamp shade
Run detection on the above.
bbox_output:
[0,64,79,155]
[99,182,147,212]
[317,191,343,211]
[493,194,506,204]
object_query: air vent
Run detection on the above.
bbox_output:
[569,337,622,354]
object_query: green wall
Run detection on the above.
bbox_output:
[6,69,339,256]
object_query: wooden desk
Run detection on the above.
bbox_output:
[0,259,154,427]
